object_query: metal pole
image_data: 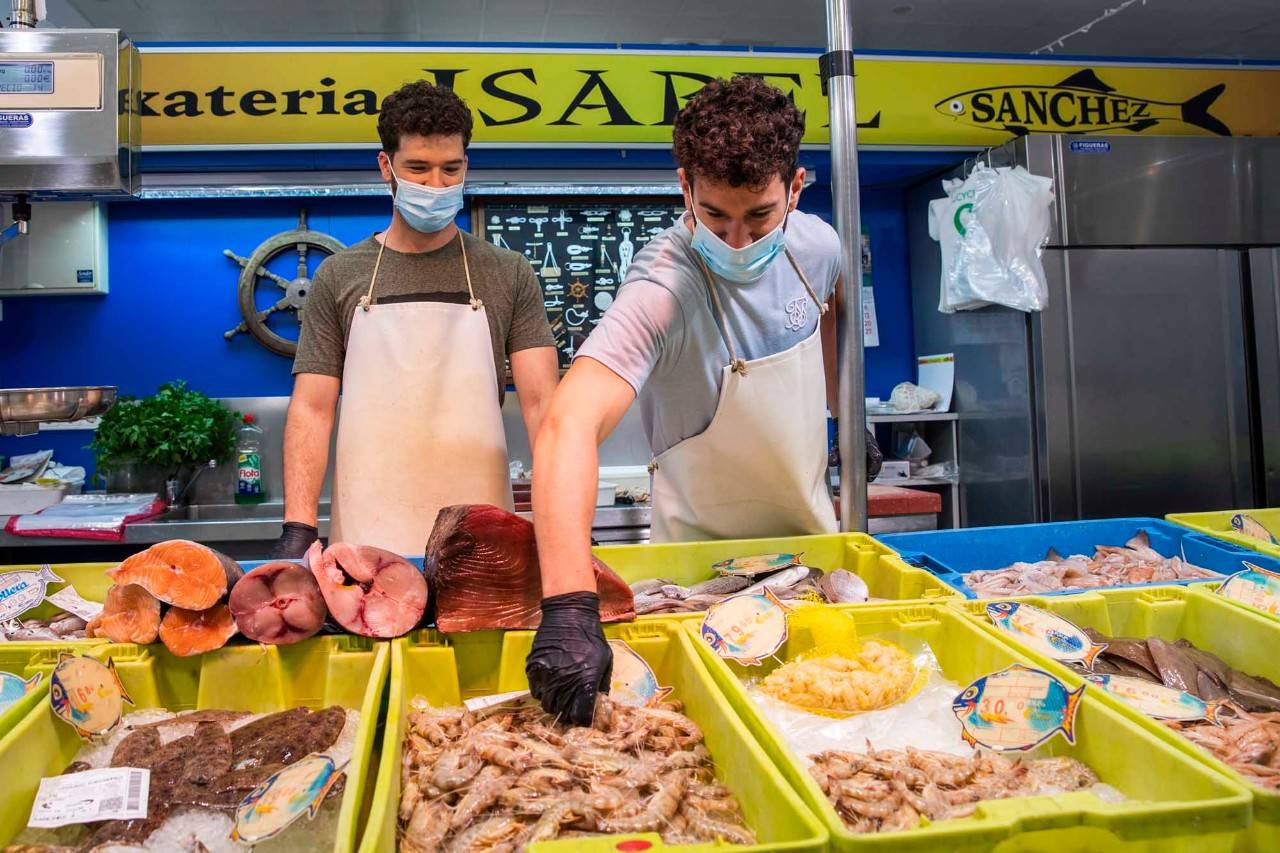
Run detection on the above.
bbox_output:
[9,0,37,29]
[823,0,868,531]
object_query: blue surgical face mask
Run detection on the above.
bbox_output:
[690,190,791,284]
[390,165,465,234]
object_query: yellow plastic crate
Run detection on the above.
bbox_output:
[363,619,829,852]
[952,585,1280,851]
[0,643,100,740]
[596,531,957,618]
[1168,509,1280,561]
[687,601,1249,852]
[0,634,388,853]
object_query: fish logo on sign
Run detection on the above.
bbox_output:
[1217,561,1280,617]
[49,653,133,740]
[712,553,803,577]
[1083,673,1226,724]
[700,589,788,666]
[608,640,673,707]
[985,602,1107,668]
[233,755,344,843]
[935,69,1231,137]
[1232,513,1279,546]
[952,663,1084,751]
[0,671,42,714]
[0,565,64,623]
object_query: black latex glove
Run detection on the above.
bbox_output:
[526,592,613,726]
[828,419,884,481]
[269,521,318,559]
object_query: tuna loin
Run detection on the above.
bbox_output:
[229,561,328,644]
[306,541,427,638]
[425,504,635,632]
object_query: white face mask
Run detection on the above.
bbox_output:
[389,165,465,234]
[689,189,791,284]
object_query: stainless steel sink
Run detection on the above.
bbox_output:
[155,502,330,522]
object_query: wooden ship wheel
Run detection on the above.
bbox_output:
[223,208,346,357]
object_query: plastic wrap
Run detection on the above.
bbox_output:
[930,164,1054,313]
[4,493,165,541]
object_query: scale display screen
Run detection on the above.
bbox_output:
[0,61,54,95]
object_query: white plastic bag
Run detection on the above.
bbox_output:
[931,164,1054,313]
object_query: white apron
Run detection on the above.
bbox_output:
[649,248,838,543]
[330,231,513,555]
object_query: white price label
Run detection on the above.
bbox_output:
[28,768,149,828]
[45,586,104,622]
[463,690,530,713]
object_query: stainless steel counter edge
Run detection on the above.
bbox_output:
[0,504,654,547]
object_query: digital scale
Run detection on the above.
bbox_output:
[0,27,139,199]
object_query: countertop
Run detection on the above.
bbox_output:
[0,488,939,560]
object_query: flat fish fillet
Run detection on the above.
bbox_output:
[306,541,427,638]
[107,540,244,610]
[87,583,162,644]
[158,603,238,657]
[425,503,635,632]
[229,561,328,644]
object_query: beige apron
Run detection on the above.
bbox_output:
[648,248,838,543]
[330,231,513,555]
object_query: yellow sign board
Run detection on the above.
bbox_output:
[136,48,1280,148]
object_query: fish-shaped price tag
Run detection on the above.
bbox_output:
[712,553,803,577]
[952,663,1084,751]
[49,654,133,739]
[608,640,672,707]
[0,566,63,623]
[700,589,788,666]
[232,755,343,843]
[1083,673,1226,724]
[985,602,1107,668]
[1217,562,1280,617]
[0,671,41,714]
[1232,513,1279,546]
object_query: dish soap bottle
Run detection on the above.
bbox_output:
[235,414,266,505]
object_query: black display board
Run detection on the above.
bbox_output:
[475,198,686,369]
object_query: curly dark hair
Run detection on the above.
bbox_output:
[673,75,805,189]
[378,80,474,154]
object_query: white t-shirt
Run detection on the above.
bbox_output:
[576,209,841,458]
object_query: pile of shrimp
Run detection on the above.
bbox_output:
[1168,709,1280,789]
[809,745,1098,834]
[398,695,755,851]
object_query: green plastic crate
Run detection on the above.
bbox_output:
[687,601,1249,852]
[952,585,1280,851]
[1168,509,1280,561]
[0,561,114,645]
[0,634,388,853]
[363,619,829,853]
[596,531,957,617]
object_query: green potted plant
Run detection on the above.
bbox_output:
[89,381,240,495]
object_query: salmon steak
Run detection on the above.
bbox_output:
[425,504,635,632]
[107,540,244,610]
[228,561,328,645]
[87,583,162,644]
[306,541,427,638]
[158,603,238,657]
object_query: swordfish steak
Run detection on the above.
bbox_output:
[229,560,328,644]
[306,541,427,637]
[425,504,635,632]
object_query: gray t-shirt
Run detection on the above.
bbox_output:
[577,210,841,457]
[293,232,554,403]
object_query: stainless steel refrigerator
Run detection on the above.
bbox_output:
[907,134,1280,525]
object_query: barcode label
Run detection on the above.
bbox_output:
[28,767,150,828]
[127,769,145,810]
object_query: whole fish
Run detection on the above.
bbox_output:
[629,578,671,597]
[687,575,751,597]
[741,566,811,597]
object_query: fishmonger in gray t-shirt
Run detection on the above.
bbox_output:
[576,209,842,457]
